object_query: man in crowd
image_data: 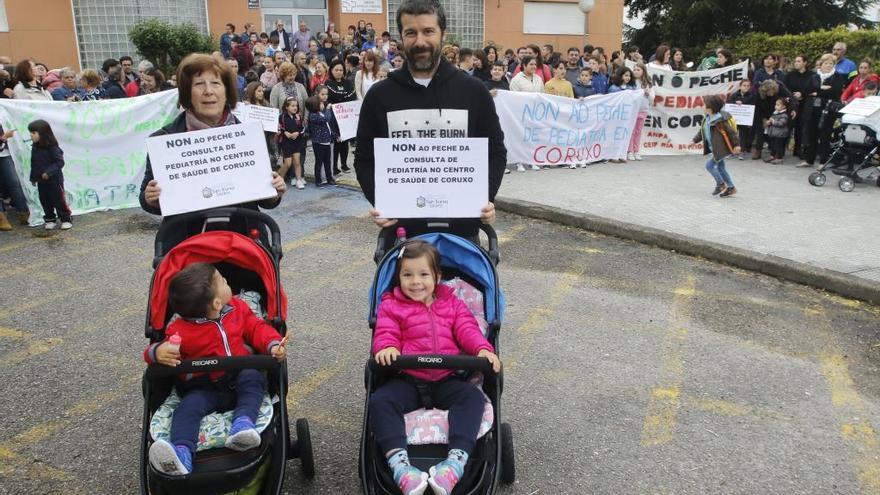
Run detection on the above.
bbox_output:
[271,19,292,52]
[565,47,581,85]
[354,0,506,245]
[458,47,474,75]
[833,42,857,79]
[220,23,235,58]
[231,36,253,75]
[292,21,312,54]
[119,55,138,84]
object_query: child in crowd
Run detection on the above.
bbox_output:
[27,120,72,230]
[144,262,287,476]
[864,81,879,97]
[279,97,306,190]
[628,63,653,161]
[544,61,574,98]
[764,97,790,164]
[483,61,510,95]
[377,65,390,82]
[727,79,756,160]
[305,90,338,187]
[693,95,740,198]
[573,68,595,98]
[607,67,635,163]
[370,240,501,495]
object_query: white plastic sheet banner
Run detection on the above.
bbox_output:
[638,61,748,155]
[0,90,180,223]
[494,90,643,165]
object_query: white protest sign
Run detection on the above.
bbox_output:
[146,122,276,216]
[374,138,488,218]
[840,96,880,117]
[640,61,748,155]
[332,100,362,141]
[232,103,280,132]
[723,103,755,126]
[494,90,642,165]
[342,0,382,13]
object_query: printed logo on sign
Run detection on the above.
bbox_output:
[202,187,213,199]
[416,196,426,208]
[203,183,236,198]
[421,196,448,210]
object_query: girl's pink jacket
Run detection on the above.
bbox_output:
[372,284,494,382]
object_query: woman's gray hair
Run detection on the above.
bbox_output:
[137,60,154,73]
[759,79,779,98]
[60,68,76,79]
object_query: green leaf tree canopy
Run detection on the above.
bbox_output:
[625,0,876,56]
[129,19,215,77]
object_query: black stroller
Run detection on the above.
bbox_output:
[139,207,314,495]
[808,100,880,192]
[359,221,515,495]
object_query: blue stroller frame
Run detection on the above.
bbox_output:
[358,223,515,494]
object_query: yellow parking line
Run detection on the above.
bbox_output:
[282,213,370,252]
[807,305,880,493]
[505,267,583,371]
[686,396,793,422]
[287,360,347,410]
[640,275,696,447]
[0,326,24,339]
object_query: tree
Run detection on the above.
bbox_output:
[129,19,215,76]
[625,0,876,55]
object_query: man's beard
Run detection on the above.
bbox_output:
[405,44,441,71]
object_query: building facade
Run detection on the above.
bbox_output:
[0,0,623,72]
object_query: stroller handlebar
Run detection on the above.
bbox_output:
[145,355,281,380]
[154,207,283,261]
[374,221,500,265]
[368,354,497,375]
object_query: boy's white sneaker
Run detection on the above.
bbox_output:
[516,164,525,172]
[60,222,72,230]
[627,152,635,161]
[634,153,643,160]
[569,163,577,169]
[529,164,541,171]
[44,221,56,230]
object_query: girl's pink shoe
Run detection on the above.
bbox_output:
[394,466,428,495]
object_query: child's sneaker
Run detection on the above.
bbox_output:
[149,440,192,475]
[394,466,429,495]
[711,183,727,196]
[720,186,737,198]
[60,222,72,230]
[428,459,465,495]
[44,221,56,230]
[516,164,525,172]
[225,416,261,451]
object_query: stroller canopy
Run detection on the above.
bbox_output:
[149,230,287,331]
[370,233,503,325]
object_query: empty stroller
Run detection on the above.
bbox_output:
[139,207,314,495]
[359,222,515,495]
[809,98,880,192]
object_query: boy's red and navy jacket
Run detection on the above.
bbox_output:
[144,297,282,381]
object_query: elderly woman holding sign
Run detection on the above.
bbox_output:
[140,53,286,217]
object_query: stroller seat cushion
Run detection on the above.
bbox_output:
[405,388,494,445]
[440,277,487,335]
[149,389,274,452]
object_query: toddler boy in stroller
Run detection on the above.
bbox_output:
[144,262,287,476]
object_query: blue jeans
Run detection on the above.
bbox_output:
[705,157,734,188]
[170,369,266,452]
[0,155,29,213]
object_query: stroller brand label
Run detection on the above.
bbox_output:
[417,357,443,364]
[191,359,219,366]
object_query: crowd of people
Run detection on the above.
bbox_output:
[0,10,876,230]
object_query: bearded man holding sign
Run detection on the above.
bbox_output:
[353,0,506,242]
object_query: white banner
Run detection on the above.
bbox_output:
[640,61,748,155]
[0,90,180,223]
[332,99,362,141]
[374,138,488,218]
[232,103,280,132]
[146,122,277,216]
[494,90,643,165]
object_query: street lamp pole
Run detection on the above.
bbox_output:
[579,0,595,48]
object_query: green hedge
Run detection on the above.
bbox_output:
[129,19,215,76]
[707,26,880,68]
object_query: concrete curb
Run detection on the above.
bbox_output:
[494,196,880,306]
[299,171,880,305]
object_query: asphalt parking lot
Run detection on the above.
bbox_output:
[0,185,878,494]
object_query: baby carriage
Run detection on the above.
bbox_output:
[359,221,515,495]
[809,98,880,192]
[139,207,315,495]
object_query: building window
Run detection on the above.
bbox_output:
[523,1,586,35]
[262,0,326,8]
[387,0,483,49]
[0,0,8,32]
[72,0,209,72]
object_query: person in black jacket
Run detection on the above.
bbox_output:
[139,54,286,245]
[483,61,509,94]
[101,65,128,99]
[354,0,506,243]
[727,79,757,159]
[27,120,72,229]
[326,60,356,174]
[751,79,791,161]
[802,53,848,167]
[783,55,819,160]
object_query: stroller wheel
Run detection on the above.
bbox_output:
[808,172,826,187]
[500,423,516,484]
[295,418,315,479]
[839,177,855,192]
